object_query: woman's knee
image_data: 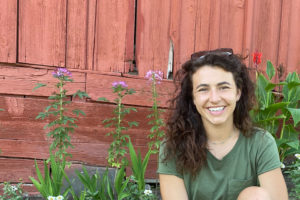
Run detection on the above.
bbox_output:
[237,186,271,200]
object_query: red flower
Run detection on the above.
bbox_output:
[252,51,262,65]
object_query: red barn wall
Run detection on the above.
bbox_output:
[0,0,299,194]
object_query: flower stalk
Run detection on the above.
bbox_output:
[102,81,138,168]
[145,70,165,153]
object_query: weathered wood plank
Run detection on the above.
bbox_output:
[124,0,135,73]
[0,64,174,107]
[168,0,183,74]
[86,0,97,71]
[0,0,17,63]
[0,158,43,183]
[86,73,174,107]
[0,139,108,164]
[244,0,282,68]
[193,0,210,54]
[0,65,85,96]
[0,95,167,144]
[135,0,172,77]
[93,0,135,73]
[66,0,88,70]
[278,0,300,75]
[172,0,197,73]
[18,0,67,66]
[215,0,245,52]
[0,96,163,178]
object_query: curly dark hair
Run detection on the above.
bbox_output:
[163,48,256,176]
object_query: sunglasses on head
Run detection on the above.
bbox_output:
[191,48,233,61]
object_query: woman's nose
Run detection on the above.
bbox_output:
[209,89,221,102]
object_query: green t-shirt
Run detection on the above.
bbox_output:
[157,129,281,200]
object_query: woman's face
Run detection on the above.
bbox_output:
[192,65,241,127]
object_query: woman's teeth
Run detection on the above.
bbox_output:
[208,107,224,111]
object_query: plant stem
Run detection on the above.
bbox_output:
[280,118,286,140]
[59,79,64,159]
[116,93,122,166]
[152,81,159,125]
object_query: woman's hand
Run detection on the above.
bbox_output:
[159,174,189,200]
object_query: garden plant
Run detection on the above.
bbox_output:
[145,70,165,153]
[30,68,88,199]
[251,52,300,197]
[101,81,138,168]
[250,56,300,162]
[0,181,27,200]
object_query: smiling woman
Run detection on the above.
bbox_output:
[157,48,288,200]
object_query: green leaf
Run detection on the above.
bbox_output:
[256,114,286,123]
[266,61,275,80]
[105,171,114,200]
[114,166,125,193]
[282,72,300,103]
[128,121,139,128]
[287,81,300,90]
[128,139,139,176]
[287,108,300,126]
[73,90,90,99]
[72,109,86,117]
[286,140,299,150]
[265,102,289,112]
[36,112,47,120]
[97,97,109,102]
[265,82,287,92]
[33,83,46,91]
[256,73,270,109]
[127,89,136,94]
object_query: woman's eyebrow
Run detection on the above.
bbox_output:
[195,81,231,90]
[195,84,208,90]
[217,81,231,86]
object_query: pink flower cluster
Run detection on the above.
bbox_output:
[52,68,72,78]
[145,70,163,84]
[112,81,128,88]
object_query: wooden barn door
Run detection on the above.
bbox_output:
[18,0,135,73]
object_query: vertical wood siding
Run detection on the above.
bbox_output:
[19,0,67,66]
[0,0,17,63]
[136,0,300,77]
[2,0,298,75]
[93,0,135,73]
[278,0,300,74]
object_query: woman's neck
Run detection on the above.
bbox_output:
[203,120,238,143]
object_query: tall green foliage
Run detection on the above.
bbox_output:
[31,68,88,199]
[127,138,152,192]
[71,166,130,200]
[101,81,138,168]
[29,153,69,199]
[34,68,88,160]
[145,70,165,153]
[251,61,300,161]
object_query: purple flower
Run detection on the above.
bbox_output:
[52,68,72,78]
[112,81,128,88]
[145,70,163,84]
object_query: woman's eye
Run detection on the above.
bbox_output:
[198,88,207,92]
[220,86,229,90]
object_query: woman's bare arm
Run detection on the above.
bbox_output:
[258,168,288,200]
[159,174,189,200]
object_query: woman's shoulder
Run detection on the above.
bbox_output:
[243,127,276,146]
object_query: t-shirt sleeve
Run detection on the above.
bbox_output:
[255,131,281,175]
[157,141,183,178]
